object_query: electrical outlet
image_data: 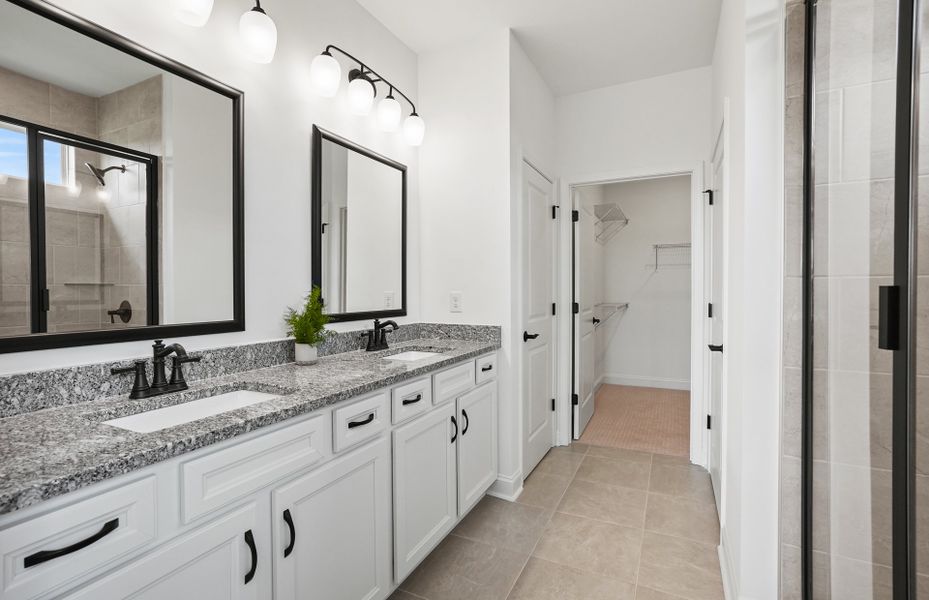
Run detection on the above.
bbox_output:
[449,291,463,313]
[383,291,395,308]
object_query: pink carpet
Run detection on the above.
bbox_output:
[579,384,690,457]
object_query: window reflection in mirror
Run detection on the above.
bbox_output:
[0,0,238,343]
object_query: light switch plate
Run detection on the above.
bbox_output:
[384,291,395,308]
[449,291,463,313]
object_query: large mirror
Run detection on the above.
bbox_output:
[312,126,406,322]
[0,0,244,352]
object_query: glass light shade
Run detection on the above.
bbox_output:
[347,78,375,116]
[310,53,342,97]
[376,96,402,132]
[239,8,277,64]
[173,0,214,27]
[403,114,425,146]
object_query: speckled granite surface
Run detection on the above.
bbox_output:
[0,336,500,515]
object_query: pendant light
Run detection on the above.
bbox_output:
[403,112,425,146]
[309,51,342,97]
[239,0,277,64]
[347,74,376,116]
[377,91,402,132]
[173,0,214,27]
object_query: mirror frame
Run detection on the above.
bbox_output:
[0,0,245,354]
[311,126,407,323]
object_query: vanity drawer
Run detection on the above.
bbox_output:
[0,476,157,600]
[433,362,476,405]
[181,415,330,523]
[333,391,389,453]
[391,377,432,424]
[475,354,497,384]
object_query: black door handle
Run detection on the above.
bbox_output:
[708,344,724,353]
[402,394,422,406]
[481,365,493,372]
[523,331,540,342]
[451,415,458,443]
[283,509,296,558]
[24,518,119,568]
[592,317,601,325]
[244,529,258,584]
[462,409,470,435]
[878,285,900,350]
[348,413,375,428]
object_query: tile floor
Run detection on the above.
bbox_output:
[579,386,690,457]
[390,443,723,600]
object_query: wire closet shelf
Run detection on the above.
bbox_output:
[650,243,691,270]
[593,203,629,245]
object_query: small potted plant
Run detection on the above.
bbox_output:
[284,286,329,365]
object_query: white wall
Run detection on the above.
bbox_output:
[2,0,421,374]
[595,176,692,390]
[557,66,713,179]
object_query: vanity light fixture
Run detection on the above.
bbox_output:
[309,45,425,146]
[172,0,214,27]
[239,0,277,64]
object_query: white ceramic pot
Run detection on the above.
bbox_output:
[295,343,318,365]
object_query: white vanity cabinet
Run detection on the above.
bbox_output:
[456,383,498,516]
[272,437,391,600]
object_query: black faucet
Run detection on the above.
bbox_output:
[111,339,202,399]
[361,319,399,351]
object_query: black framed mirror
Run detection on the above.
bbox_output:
[0,0,244,353]
[311,126,406,323]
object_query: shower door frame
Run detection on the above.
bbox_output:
[800,0,920,597]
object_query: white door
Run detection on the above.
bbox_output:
[522,163,556,476]
[457,382,497,516]
[392,402,457,581]
[575,199,597,438]
[707,138,725,509]
[273,437,391,600]
[66,504,264,599]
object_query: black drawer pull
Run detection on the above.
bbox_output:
[451,415,458,443]
[708,344,724,353]
[481,365,493,372]
[348,413,375,428]
[402,394,423,406]
[244,529,258,584]
[283,509,296,558]
[24,518,119,568]
[462,409,470,435]
[523,331,539,342]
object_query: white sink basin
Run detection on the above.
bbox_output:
[103,390,278,433]
[384,351,442,362]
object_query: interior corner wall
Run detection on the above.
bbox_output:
[2,0,421,374]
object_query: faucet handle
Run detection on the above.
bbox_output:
[111,361,150,399]
[169,355,201,387]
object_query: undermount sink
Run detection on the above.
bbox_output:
[102,390,279,433]
[384,351,443,362]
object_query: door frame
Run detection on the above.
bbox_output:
[556,162,708,467]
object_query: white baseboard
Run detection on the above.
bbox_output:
[718,532,738,600]
[487,470,523,502]
[602,373,691,391]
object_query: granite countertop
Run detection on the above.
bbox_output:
[0,337,499,516]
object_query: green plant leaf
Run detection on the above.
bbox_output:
[284,286,329,345]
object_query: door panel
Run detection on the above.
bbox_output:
[522,164,555,476]
[575,200,596,438]
[457,383,497,516]
[708,140,724,511]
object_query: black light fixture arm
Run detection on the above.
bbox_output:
[322,44,419,114]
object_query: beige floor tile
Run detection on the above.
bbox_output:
[649,463,715,504]
[635,587,690,600]
[557,478,648,528]
[517,472,572,511]
[400,534,528,600]
[587,445,653,463]
[575,455,651,490]
[452,496,549,554]
[532,512,642,583]
[637,532,724,600]
[507,557,636,600]
[644,493,720,544]
[563,442,591,454]
[652,454,693,467]
[532,448,586,478]
[390,591,425,600]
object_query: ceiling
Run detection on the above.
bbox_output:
[356,0,723,96]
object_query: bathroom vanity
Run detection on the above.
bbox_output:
[0,338,499,600]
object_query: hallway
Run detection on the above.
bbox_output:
[391,443,722,600]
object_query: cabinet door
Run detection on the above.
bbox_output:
[66,504,265,600]
[457,383,498,516]
[273,438,391,600]
[392,402,457,581]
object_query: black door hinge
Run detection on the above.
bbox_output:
[41,288,50,312]
[707,303,713,318]
[706,415,712,430]
[572,393,579,406]
[573,302,579,314]
[551,398,556,412]
[552,303,556,316]
[572,210,579,222]
[552,205,559,219]
[704,189,714,205]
